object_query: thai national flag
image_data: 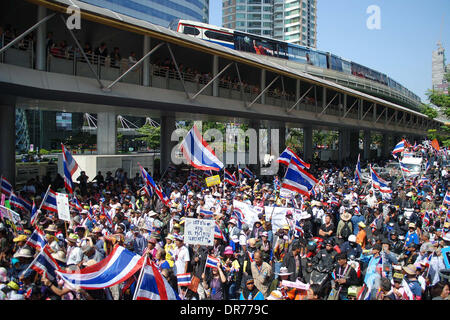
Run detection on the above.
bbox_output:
[422,212,430,227]
[143,184,153,198]
[57,245,146,290]
[392,140,405,158]
[30,245,62,282]
[61,143,79,176]
[63,159,74,194]
[224,169,237,186]
[232,208,245,227]
[243,167,254,179]
[399,161,411,173]
[9,193,32,213]
[277,147,310,169]
[281,158,318,196]
[205,255,220,269]
[330,195,339,206]
[134,257,180,300]
[294,220,304,238]
[30,201,39,226]
[199,208,214,219]
[139,165,170,206]
[425,160,431,173]
[355,154,362,185]
[41,189,58,213]
[214,221,226,241]
[443,192,450,206]
[176,273,192,287]
[70,197,83,212]
[101,203,113,226]
[180,125,224,171]
[370,165,391,193]
[26,228,48,251]
[0,176,13,198]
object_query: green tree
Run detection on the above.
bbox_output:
[420,103,438,119]
[135,124,161,150]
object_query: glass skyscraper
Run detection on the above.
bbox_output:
[79,0,209,27]
[222,0,317,48]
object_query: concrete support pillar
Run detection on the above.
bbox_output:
[363,130,371,160]
[0,105,16,186]
[322,87,327,109]
[338,129,350,164]
[382,134,390,159]
[36,5,47,71]
[142,36,151,87]
[97,112,117,155]
[295,79,301,110]
[160,115,176,174]
[212,55,219,97]
[349,130,359,161]
[249,121,260,174]
[303,126,313,162]
[260,70,266,104]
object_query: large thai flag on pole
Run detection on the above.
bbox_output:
[281,158,318,196]
[63,159,74,195]
[134,257,180,300]
[370,165,392,193]
[139,165,170,206]
[61,143,79,176]
[26,228,47,251]
[180,125,224,171]
[355,153,362,185]
[56,245,146,290]
[277,147,310,169]
[214,221,226,241]
[0,176,13,198]
[41,189,58,213]
[30,245,62,282]
[392,140,405,158]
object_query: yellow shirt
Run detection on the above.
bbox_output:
[164,243,176,267]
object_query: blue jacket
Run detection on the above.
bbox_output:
[404,231,419,248]
[351,215,365,235]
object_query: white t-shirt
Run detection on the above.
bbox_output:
[173,245,190,275]
[66,246,83,266]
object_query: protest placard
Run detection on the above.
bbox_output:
[205,175,221,187]
[56,192,71,222]
[184,218,214,246]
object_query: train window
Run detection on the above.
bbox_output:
[204,30,234,43]
[182,25,200,36]
[330,55,343,72]
[287,45,309,64]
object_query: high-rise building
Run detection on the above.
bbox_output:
[432,42,448,94]
[79,0,209,27]
[222,0,317,48]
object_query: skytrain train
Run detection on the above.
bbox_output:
[169,19,420,104]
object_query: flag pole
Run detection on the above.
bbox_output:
[39,185,51,211]
[132,250,148,300]
[21,244,45,277]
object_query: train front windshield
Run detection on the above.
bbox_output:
[168,19,181,31]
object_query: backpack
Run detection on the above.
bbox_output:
[341,222,352,239]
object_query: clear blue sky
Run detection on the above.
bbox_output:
[209,0,450,102]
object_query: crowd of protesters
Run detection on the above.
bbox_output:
[0,140,449,300]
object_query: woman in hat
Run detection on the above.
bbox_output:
[239,276,264,300]
[202,259,227,300]
[222,246,240,300]
[45,224,61,254]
